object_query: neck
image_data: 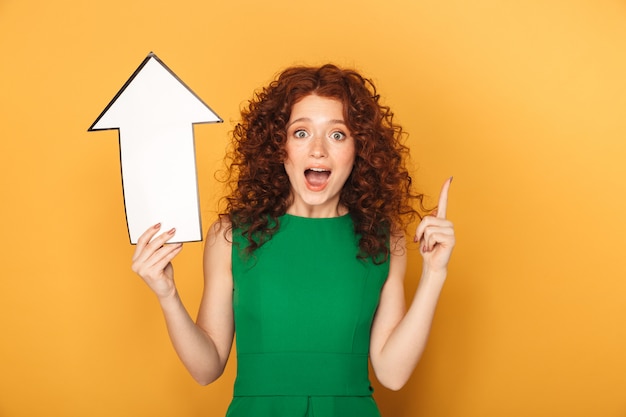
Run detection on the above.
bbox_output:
[286,202,348,218]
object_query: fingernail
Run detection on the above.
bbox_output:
[449,176,454,184]
[154,223,161,229]
[168,228,176,235]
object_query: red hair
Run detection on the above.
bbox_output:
[221,64,424,262]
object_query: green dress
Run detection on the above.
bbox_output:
[227,214,390,417]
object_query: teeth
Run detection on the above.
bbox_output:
[309,168,328,172]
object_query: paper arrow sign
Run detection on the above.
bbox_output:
[89,52,222,244]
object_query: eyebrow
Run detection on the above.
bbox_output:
[286,117,347,129]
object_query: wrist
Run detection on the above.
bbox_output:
[420,265,448,286]
[157,288,181,309]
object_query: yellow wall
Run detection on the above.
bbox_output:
[1,0,625,416]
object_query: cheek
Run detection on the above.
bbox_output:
[341,144,356,167]
[284,140,303,163]
[282,158,298,182]
[282,143,294,167]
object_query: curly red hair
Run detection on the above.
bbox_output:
[221,64,424,262]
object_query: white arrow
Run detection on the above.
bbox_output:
[89,52,222,244]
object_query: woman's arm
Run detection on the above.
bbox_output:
[131,220,235,385]
[369,178,455,390]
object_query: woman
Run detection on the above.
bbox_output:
[132,64,455,416]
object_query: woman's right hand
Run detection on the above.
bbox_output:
[131,223,184,300]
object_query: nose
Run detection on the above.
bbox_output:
[309,134,327,158]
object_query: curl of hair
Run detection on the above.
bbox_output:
[220,64,425,262]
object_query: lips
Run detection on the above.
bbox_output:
[304,167,331,190]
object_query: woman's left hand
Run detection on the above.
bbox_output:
[414,177,456,272]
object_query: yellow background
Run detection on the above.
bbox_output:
[1,0,625,416]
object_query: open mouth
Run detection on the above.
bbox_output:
[304,168,331,189]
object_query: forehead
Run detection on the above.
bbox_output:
[289,95,345,119]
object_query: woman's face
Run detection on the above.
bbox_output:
[283,94,356,217]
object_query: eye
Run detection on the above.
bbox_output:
[330,131,346,141]
[294,129,309,139]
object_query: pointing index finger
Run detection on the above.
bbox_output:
[437,177,453,219]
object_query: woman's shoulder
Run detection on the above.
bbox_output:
[205,217,233,249]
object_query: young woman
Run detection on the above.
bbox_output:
[131,64,455,416]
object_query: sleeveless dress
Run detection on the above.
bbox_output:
[227,214,390,417]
